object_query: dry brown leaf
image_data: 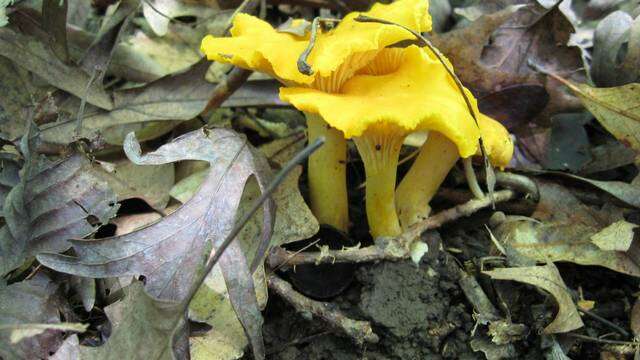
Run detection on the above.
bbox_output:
[484,263,584,334]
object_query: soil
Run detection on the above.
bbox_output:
[250,224,640,360]
[258,253,480,359]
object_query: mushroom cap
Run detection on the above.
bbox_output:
[200,0,431,86]
[478,113,514,168]
[281,45,484,158]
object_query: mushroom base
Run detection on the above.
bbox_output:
[396,132,460,230]
[305,112,349,232]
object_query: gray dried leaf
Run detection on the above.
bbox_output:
[69,276,96,312]
[80,0,137,83]
[0,124,118,276]
[38,128,273,299]
[0,274,64,360]
[49,334,80,360]
[0,152,20,217]
[0,23,113,110]
[38,128,275,359]
[40,59,216,146]
[548,171,640,209]
[592,11,640,86]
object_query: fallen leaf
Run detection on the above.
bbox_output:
[580,141,637,174]
[79,0,137,83]
[496,219,640,277]
[542,113,592,172]
[142,0,219,37]
[484,263,584,334]
[80,281,184,360]
[591,220,639,251]
[49,334,80,360]
[189,264,255,360]
[545,171,640,209]
[38,128,275,359]
[0,0,9,27]
[431,2,584,122]
[0,15,113,110]
[69,275,96,312]
[0,124,118,276]
[0,152,21,217]
[40,59,216,146]
[494,181,640,276]
[42,0,69,63]
[0,274,65,359]
[0,56,54,139]
[38,127,273,298]
[554,78,640,154]
[92,159,174,210]
[591,11,640,87]
[112,211,163,235]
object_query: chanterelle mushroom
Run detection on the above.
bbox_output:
[281,45,497,238]
[200,0,431,232]
[395,113,514,229]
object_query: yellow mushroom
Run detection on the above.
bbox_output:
[281,45,486,238]
[200,0,431,232]
[395,113,514,229]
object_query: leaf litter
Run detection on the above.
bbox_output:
[2,0,640,358]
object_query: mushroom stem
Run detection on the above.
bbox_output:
[305,112,349,232]
[353,124,405,238]
[396,132,459,230]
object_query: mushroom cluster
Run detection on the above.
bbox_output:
[201,0,514,239]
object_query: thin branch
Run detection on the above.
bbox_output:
[201,67,253,116]
[268,189,516,267]
[268,274,379,346]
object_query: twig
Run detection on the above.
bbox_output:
[182,137,325,308]
[458,268,501,322]
[201,67,253,116]
[579,310,630,338]
[565,333,637,346]
[399,189,514,248]
[268,189,516,267]
[268,244,402,268]
[267,274,379,346]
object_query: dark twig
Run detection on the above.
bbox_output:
[268,274,379,345]
[579,310,630,338]
[201,67,253,116]
[565,333,637,346]
[182,137,325,308]
[268,190,516,267]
